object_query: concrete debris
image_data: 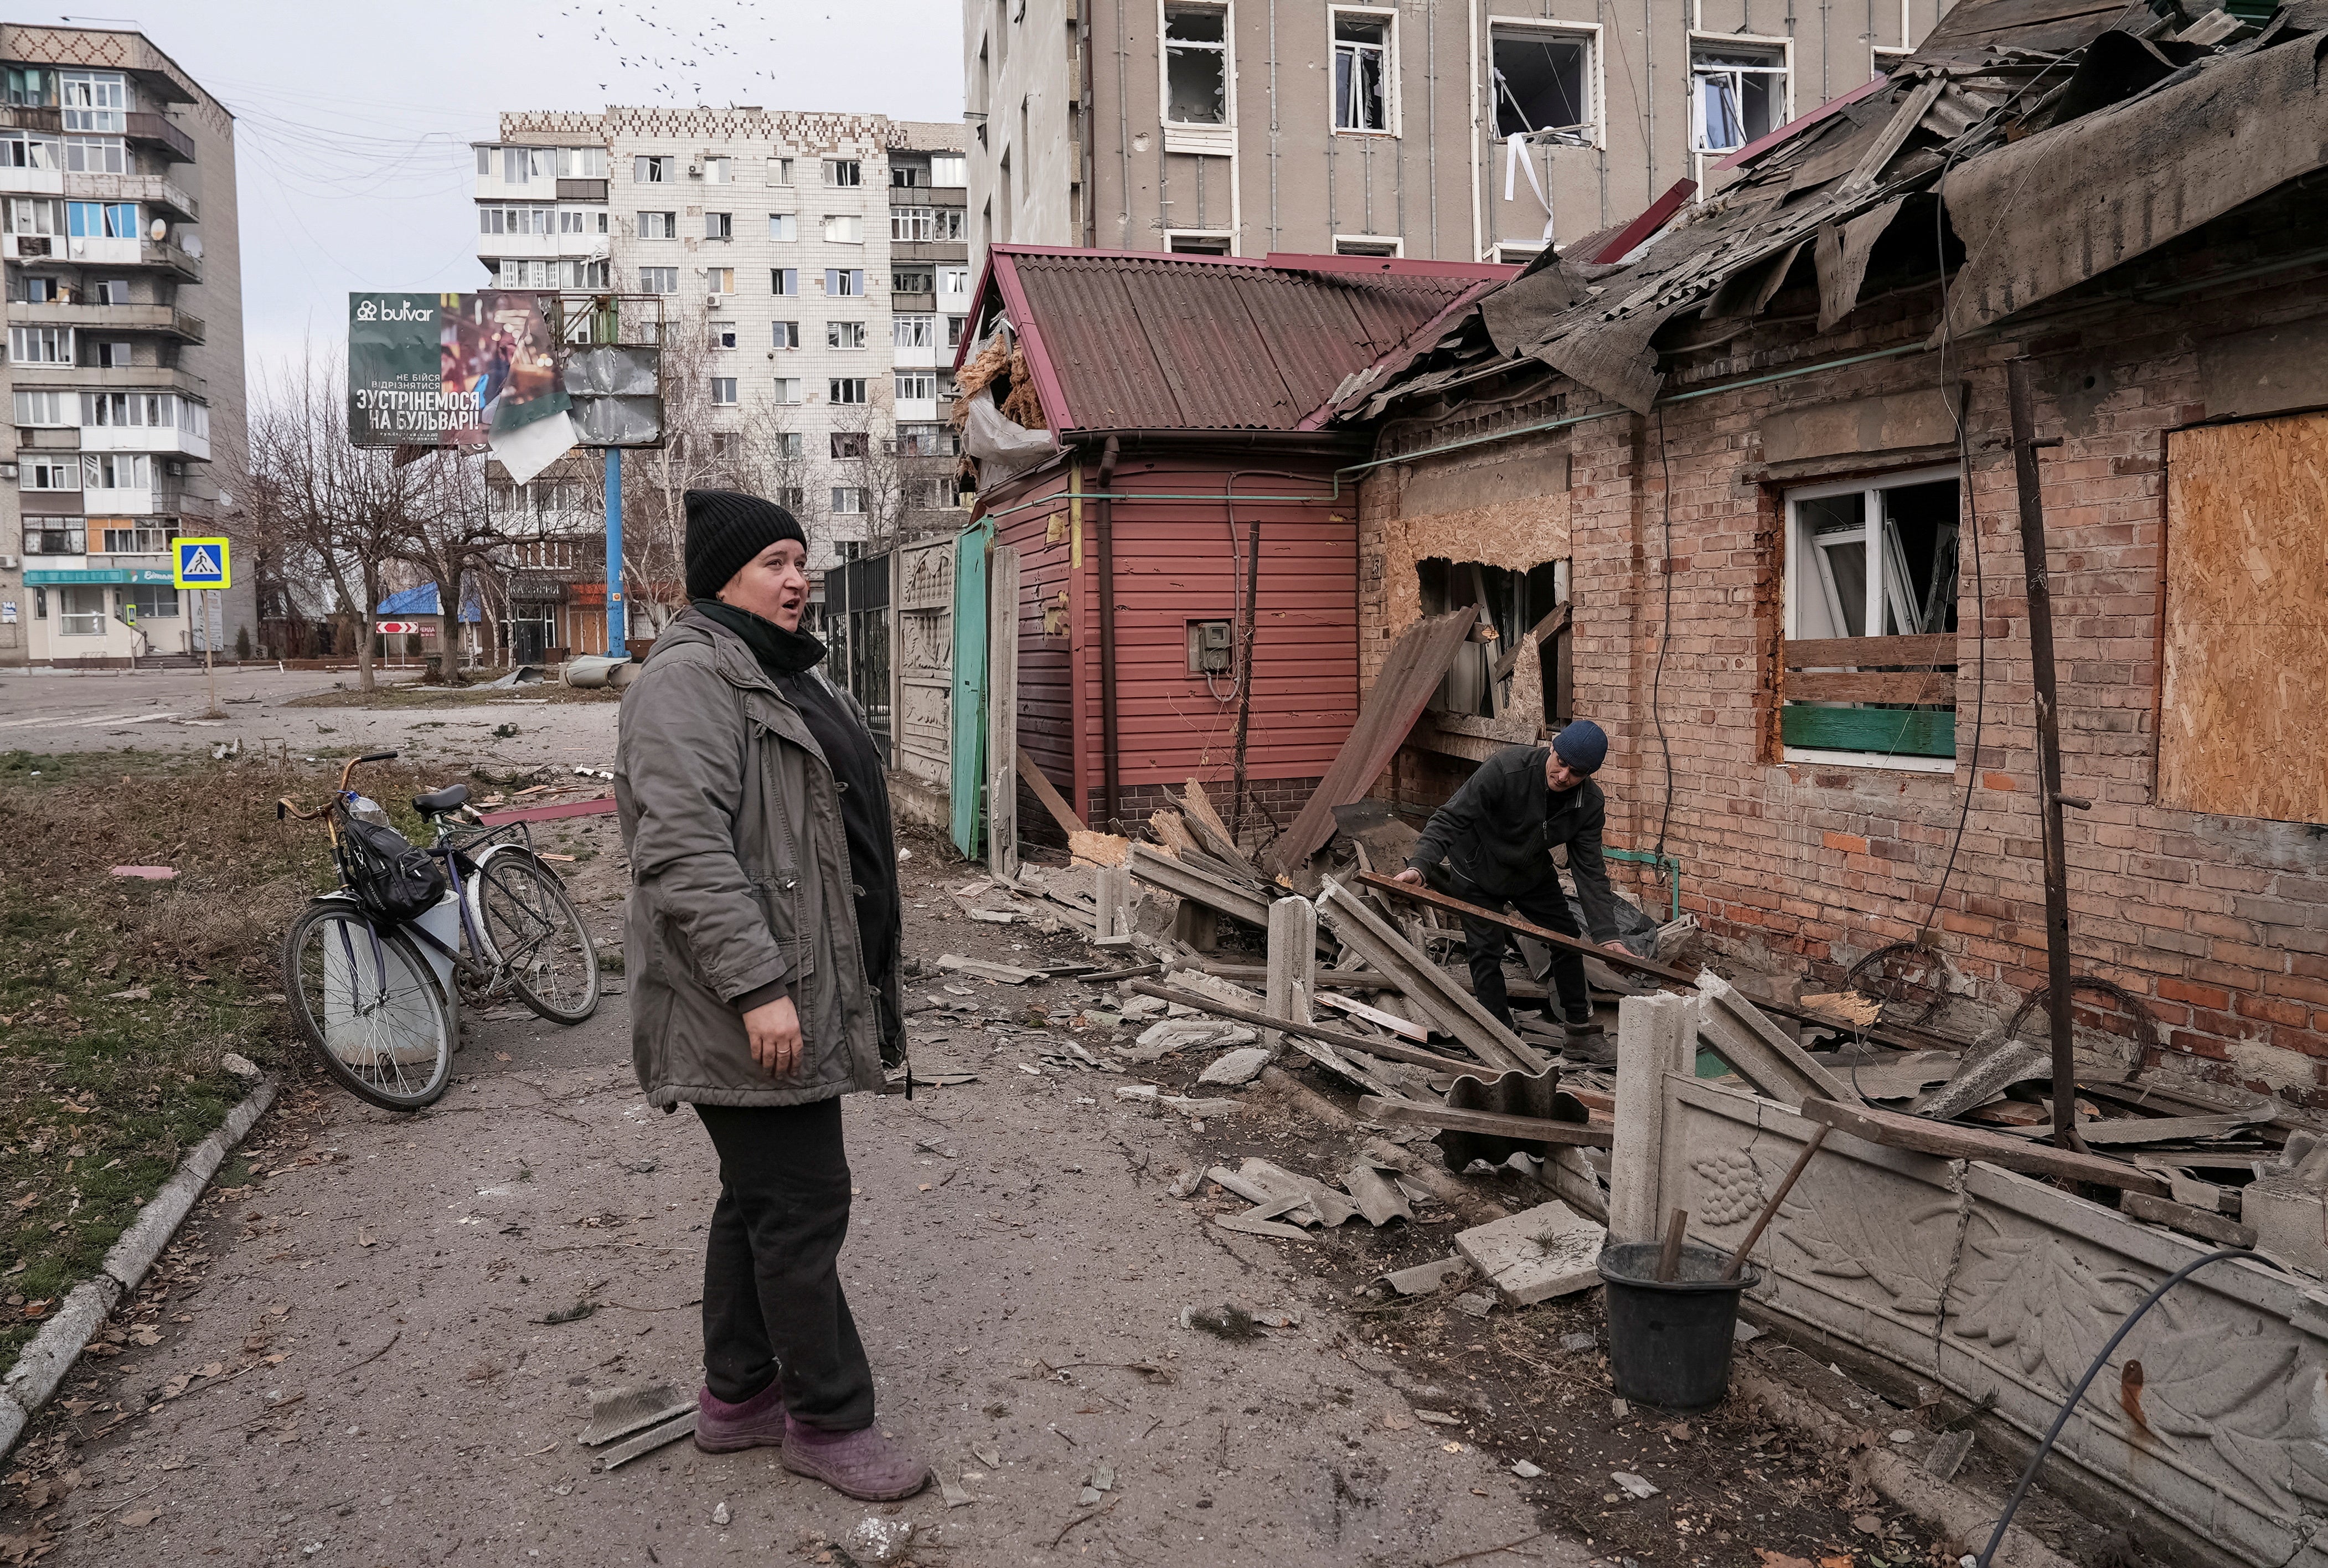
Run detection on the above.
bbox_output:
[1454,1201,1607,1306]
[938,953,1042,985]
[579,1383,690,1447]
[1197,1047,1272,1086]
[1513,1459,1546,1479]
[1560,1332,1597,1352]
[1112,1085,1243,1117]
[972,1445,1002,1469]
[940,1477,975,1508]
[1452,1291,1496,1318]
[220,1053,263,1081]
[1612,1471,1660,1500]
[1733,1319,1766,1344]
[1376,1256,1472,1296]
[1340,1164,1413,1226]
[712,1501,731,1526]
[1924,1429,1974,1483]
[842,1515,916,1565]
[1166,1169,1204,1199]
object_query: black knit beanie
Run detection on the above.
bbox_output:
[684,489,807,601]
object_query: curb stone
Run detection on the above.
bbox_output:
[0,1075,277,1459]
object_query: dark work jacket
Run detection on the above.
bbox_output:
[1406,744,1624,942]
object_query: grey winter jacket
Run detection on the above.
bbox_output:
[615,606,884,1107]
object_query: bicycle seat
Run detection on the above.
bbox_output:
[411,784,471,816]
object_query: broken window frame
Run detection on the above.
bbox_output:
[1160,1,1234,127]
[1333,235,1402,257]
[1689,37,1790,157]
[1330,8,1397,136]
[1489,22,1600,143]
[1165,231,1233,255]
[1781,465,1962,770]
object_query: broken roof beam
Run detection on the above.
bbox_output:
[1695,969,1866,1108]
[1317,877,1546,1076]
[1127,842,1272,929]
[1797,1096,2172,1197]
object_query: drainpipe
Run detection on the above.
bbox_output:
[1096,434,1122,828]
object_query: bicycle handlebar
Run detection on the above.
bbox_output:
[338,750,399,792]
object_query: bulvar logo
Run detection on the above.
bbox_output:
[354,298,432,323]
[354,298,378,321]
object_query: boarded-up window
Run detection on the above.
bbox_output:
[2159,411,2328,825]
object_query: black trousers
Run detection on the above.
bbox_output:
[693,1098,874,1430]
[1427,865,1593,1029]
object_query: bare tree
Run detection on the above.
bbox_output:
[394,448,499,678]
[827,384,904,557]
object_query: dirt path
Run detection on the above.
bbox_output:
[0,839,1592,1568]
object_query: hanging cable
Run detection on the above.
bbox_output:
[1649,406,1677,897]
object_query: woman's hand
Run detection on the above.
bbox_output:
[742,995,803,1077]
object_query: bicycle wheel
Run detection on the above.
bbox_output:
[474,850,602,1025]
[282,900,453,1110]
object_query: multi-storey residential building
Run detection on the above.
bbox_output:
[0,25,247,668]
[471,107,971,613]
[963,0,1957,270]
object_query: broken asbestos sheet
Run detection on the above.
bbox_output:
[1454,1200,1607,1306]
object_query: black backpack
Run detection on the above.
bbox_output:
[342,817,448,922]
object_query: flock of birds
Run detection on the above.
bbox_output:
[555,0,851,104]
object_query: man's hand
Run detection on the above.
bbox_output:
[742,994,803,1077]
[1392,866,1424,886]
[1599,940,1632,957]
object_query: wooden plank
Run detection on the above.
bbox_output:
[2160,411,2328,826]
[2119,1190,2258,1248]
[1126,842,1272,928]
[1357,871,1698,988]
[1490,602,1569,684]
[1356,1096,1615,1150]
[1787,669,1958,704]
[1320,879,1544,1075]
[1016,747,1088,834]
[1783,633,1957,669]
[1268,609,1479,874]
[1794,1097,2172,1197]
[1124,979,1484,1076]
[1315,991,1431,1044]
[1780,705,1957,757]
[1178,779,1260,878]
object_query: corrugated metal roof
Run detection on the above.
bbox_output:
[993,249,1513,432]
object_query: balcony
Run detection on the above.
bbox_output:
[890,287,935,313]
[80,422,211,462]
[556,178,607,202]
[11,302,204,342]
[0,105,63,135]
[125,112,197,164]
[12,365,209,399]
[64,172,199,223]
[26,234,203,279]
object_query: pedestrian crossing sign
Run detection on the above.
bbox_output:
[173,537,230,590]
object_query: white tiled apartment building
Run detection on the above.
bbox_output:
[471,107,971,582]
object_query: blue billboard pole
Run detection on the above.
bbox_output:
[605,446,626,658]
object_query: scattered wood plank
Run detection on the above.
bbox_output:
[1127,843,1271,927]
[1315,990,1432,1043]
[1319,879,1545,1076]
[1794,1097,2172,1197]
[1016,749,1088,834]
[1356,1096,1615,1150]
[1068,830,1129,867]
[1148,809,1200,858]
[1178,780,1260,879]
[938,953,1043,985]
[2119,1190,2257,1248]
[1490,602,1570,684]
[1124,979,1482,1076]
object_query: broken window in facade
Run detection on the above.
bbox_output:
[1491,27,1592,137]
[1417,558,1570,725]
[1782,470,1960,762]
[1690,44,1787,154]
[1163,3,1231,125]
[1333,12,1392,133]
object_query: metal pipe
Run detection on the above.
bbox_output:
[2006,357,2086,1156]
[605,446,627,657]
[1095,434,1122,828]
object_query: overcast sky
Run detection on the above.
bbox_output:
[121,0,964,386]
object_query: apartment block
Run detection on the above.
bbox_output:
[0,24,248,667]
[964,0,1956,269]
[473,107,971,595]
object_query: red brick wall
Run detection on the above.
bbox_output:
[1356,261,2328,1104]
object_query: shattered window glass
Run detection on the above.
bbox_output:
[1164,3,1230,125]
[1492,30,1592,136]
[1691,47,1787,153]
[1334,14,1390,133]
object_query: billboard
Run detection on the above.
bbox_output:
[347,292,571,448]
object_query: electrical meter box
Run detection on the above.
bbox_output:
[1188,619,1233,674]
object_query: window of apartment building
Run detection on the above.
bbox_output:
[893,314,936,349]
[57,586,106,636]
[892,269,931,296]
[7,198,65,236]
[557,147,608,178]
[829,378,868,404]
[639,266,679,293]
[1692,42,1788,155]
[827,321,866,349]
[946,315,967,349]
[773,432,804,459]
[1334,235,1402,256]
[830,486,866,514]
[824,159,861,187]
[1167,233,1232,254]
[772,267,799,296]
[558,258,611,288]
[892,207,935,243]
[930,153,967,186]
[1332,11,1395,134]
[63,135,124,174]
[715,326,738,349]
[706,211,732,240]
[825,268,866,296]
[895,371,937,401]
[1781,468,1961,765]
[481,203,554,235]
[704,157,732,184]
[773,377,803,404]
[896,423,955,457]
[1,131,57,169]
[823,214,864,244]
[10,326,70,364]
[6,67,54,107]
[23,519,82,554]
[21,456,79,490]
[635,154,677,183]
[710,377,738,405]
[831,431,869,460]
[105,524,174,555]
[1163,3,1232,125]
[504,147,554,183]
[92,278,130,305]
[14,389,72,425]
[637,210,678,239]
[1492,25,1594,137]
[907,476,961,510]
[768,212,797,240]
[501,258,554,287]
[772,319,800,347]
[557,208,608,234]
[891,163,925,188]
[125,585,180,619]
[66,202,138,239]
[59,71,125,133]
[83,391,176,426]
[769,157,794,185]
[940,266,971,296]
[1872,45,1913,78]
[706,266,735,295]
[774,484,806,511]
[20,276,59,302]
[84,453,150,490]
[94,341,132,368]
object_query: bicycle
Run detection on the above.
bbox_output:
[277,749,602,1110]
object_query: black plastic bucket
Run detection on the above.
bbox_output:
[1598,1242,1761,1411]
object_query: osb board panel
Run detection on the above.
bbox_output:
[1379,497,1572,639]
[2160,412,2328,826]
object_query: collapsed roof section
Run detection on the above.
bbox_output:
[1338,0,2328,419]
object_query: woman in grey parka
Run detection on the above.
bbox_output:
[614,489,926,1502]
